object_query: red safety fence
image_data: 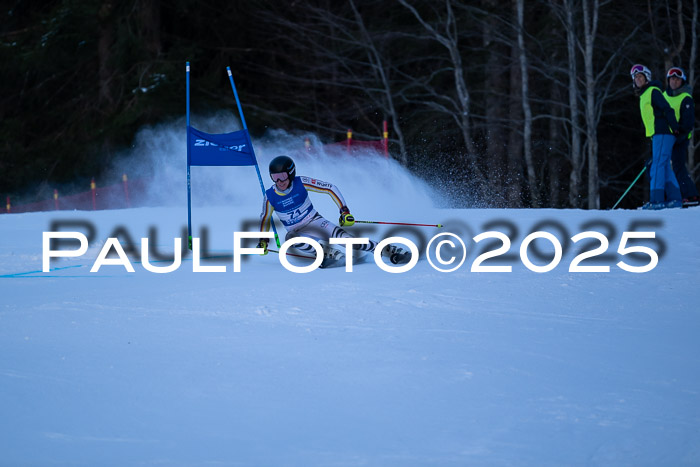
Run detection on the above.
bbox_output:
[3,175,150,215]
[306,122,389,158]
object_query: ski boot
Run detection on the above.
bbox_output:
[382,244,411,265]
[682,196,699,208]
[320,247,345,269]
[641,201,664,210]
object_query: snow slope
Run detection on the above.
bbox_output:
[2,148,700,466]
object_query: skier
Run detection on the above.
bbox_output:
[630,64,682,209]
[663,66,698,207]
[256,155,409,267]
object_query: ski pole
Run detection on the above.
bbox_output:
[611,166,646,210]
[353,220,443,228]
[268,249,316,260]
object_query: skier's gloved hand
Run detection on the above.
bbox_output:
[339,206,355,227]
[644,157,652,171]
[257,239,269,255]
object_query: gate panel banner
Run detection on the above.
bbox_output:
[187,126,256,167]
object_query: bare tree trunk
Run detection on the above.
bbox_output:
[516,0,540,206]
[483,0,508,203]
[97,1,115,109]
[398,0,480,176]
[349,0,408,164]
[508,40,524,206]
[549,83,563,207]
[647,0,687,70]
[583,0,600,209]
[139,0,161,57]
[564,0,584,208]
[445,2,478,161]
[666,0,687,71]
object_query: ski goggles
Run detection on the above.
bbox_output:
[630,64,648,78]
[667,67,686,80]
[271,172,289,183]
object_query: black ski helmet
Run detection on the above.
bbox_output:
[269,155,296,181]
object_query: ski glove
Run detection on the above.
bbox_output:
[257,239,269,255]
[339,206,355,227]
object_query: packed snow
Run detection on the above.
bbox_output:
[2,128,700,465]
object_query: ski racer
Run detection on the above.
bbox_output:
[256,155,409,267]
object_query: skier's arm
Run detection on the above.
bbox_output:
[259,195,274,233]
[678,96,695,138]
[256,196,275,255]
[301,176,348,212]
[301,176,355,226]
[652,89,679,133]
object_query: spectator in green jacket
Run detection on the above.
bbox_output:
[664,66,698,207]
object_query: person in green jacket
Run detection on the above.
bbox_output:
[630,64,682,209]
[663,66,698,207]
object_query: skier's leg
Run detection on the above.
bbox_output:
[285,214,349,259]
[659,134,681,205]
[671,138,699,200]
[295,215,412,264]
[650,135,665,204]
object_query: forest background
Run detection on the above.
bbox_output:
[1,0,698,209]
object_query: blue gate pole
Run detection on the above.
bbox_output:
[186,62,193,249]
[226,66,281,247]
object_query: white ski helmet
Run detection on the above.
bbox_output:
[630,64,651,82]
